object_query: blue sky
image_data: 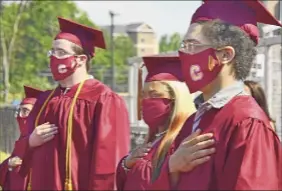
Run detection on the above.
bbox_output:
[75,1,202,39]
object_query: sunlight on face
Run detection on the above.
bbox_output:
[181,23,213,54]
[143,81,172,99]
[51,39,76,58]
[184,23,206,41]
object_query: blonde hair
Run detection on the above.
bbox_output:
[149,80,196,181]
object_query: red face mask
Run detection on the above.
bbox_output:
[179,48,223,93]
[142,98,172,130]
[16,116,28,135]
[50,55,78,81]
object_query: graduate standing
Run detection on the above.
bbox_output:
[150,0,282,190]
[0,86,43,190]
[18,17,130,190]
[116,56,215,190]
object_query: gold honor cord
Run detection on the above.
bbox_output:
[64,80,85,190]
[27,80,85,190]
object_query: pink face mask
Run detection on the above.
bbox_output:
[16,116,28,135]
[142,98,172,130]
[50,55,78,81]
[179,48,223,93]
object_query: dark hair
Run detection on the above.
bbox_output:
[244,80,276,125]
[201,19,257,80]
[72,44,92,71]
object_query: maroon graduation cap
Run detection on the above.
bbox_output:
[55,17,106,57]
[193,0,282,44]
[143,55,184,82]
[137,55,183,120]
[21,86,43,105]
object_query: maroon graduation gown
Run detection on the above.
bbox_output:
[150,96,282,190]
[0,124,30,190]
[0,159,9,188]
[116,138,175,190]
[0,162,29,190]
[116,150,155,191]
[19,79,130,190]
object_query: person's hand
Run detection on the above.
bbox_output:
[8,156,22,168]
[124,143,152,168]
[29,122,58,147]
[169,129,216,173]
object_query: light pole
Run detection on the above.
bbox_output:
[109,10,119,91]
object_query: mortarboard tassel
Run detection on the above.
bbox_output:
[27,182,31,191]
[64,179,73,190]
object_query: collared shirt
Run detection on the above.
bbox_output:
[192,81,248,132]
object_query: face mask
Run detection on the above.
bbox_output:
[50,55,78,81]
[142,98,172,130]
[16,116,28,135]
[179,48,223,93]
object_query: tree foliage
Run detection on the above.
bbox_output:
[0,0,135,103]
[159,32,182,53]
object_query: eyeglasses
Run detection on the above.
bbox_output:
[47,49,75,58]
[15,107,31,118]
[179,41,213,54]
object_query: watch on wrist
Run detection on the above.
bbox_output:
[8,158,13,171]
[121,156,131,172]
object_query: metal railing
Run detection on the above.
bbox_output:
[0,106,148,161]
[0,106,19,162]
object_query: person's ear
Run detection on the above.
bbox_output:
[215,46,235,64]
[75,55,87,67]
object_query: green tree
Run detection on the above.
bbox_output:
[1,0,90,102]
[114,35,135,84]
[159,32,182,53]
[1,0,28,103]
[1,0,135,103]
[92,31,135,91]
[159,35,169,53]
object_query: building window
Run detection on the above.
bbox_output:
[141,48,145,52]
[141,38,145,43]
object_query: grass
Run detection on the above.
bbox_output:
[0,151,10,163]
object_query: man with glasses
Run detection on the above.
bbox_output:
[17,17,130,190]
[0,86,43,190]
[150,0,282,190]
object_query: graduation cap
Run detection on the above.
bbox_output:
[143,56,184,82]
[137,55,183,120]
[192,0,282,44]
[21,86,43,105]
[55,17,106,57]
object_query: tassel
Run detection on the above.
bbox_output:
[137,64,144,121]
[27,182,31,191]
[64,179,73,190]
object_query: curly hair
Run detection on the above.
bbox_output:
[201,19,257,80]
